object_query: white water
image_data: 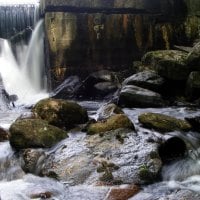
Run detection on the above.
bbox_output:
[0,20,48,106]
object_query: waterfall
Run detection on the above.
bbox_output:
[0,19,48,106]
[0,4,37,39]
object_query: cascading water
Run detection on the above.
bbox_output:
[0,19,48,106]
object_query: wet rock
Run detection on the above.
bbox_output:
[52,76,82,99]
[86,114,135,135]
[186,71,200,100]
[96,103,124,120]
[22,149,45,174]
[9,119,68,150]
[105,185,140,200]
[138,113,192,132]
[41,128,162,185]
[187,41,200,66]
[32,98,88,129]
[119,85,165,108]
[0,127,9,141]
[122,70,165,92]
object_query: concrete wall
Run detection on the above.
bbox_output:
[42,0,200,88]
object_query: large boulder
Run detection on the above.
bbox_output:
[32,98,88,129]
[138,113,192,132]
[9,119,68,150]
[142,50,190,81]
[186,71,200,100]
[40,128,162,185]
[122,70,165,92]
[87,114,135,135]
[119,85,165,108]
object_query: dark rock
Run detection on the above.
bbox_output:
[138,113,192,132]
[52,76,81,99]
[0,127,9,141]
[186,71,200,100]
[9,119,68,150]
[32,98,88,129]
[87,114,135,135]
[122,70,165,92]
[185,116,200,131]
[94,82,119,97]
[22,149,45,174]
[159,136,187,163]
[119,85,165,108]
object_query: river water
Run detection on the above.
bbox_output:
[0,102,200,199]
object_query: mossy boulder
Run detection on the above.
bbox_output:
[142,50,187,66]
[32,98,88,129]
[138,113,192,132]
[9,119,68,150]
[87,114,135,135]
[142,50,190,81]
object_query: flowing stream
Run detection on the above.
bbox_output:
[1,1,200,200]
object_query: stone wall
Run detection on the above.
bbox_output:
[42,0,200,88]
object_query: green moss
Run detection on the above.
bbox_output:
[139,165,153,181]
[32,98,88,129]
[138,112,192,132]
[87,114,134,135]
[9,119,68,150]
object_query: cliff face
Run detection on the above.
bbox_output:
[42,0,200,88]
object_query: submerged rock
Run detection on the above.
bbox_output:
[9,119,68,150]
[122,70,165,92]
[32,98,88,129]
[87,114,135,135]
[138,113,192,132]
[119,85,165,108]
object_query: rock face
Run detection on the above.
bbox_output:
[119,85,165,108]
[9,119,68,150]
[187,42,200,66]
[0,127,9,142]
[32,98,88,129]
[138,113,192,132]
[87,114,134,135]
